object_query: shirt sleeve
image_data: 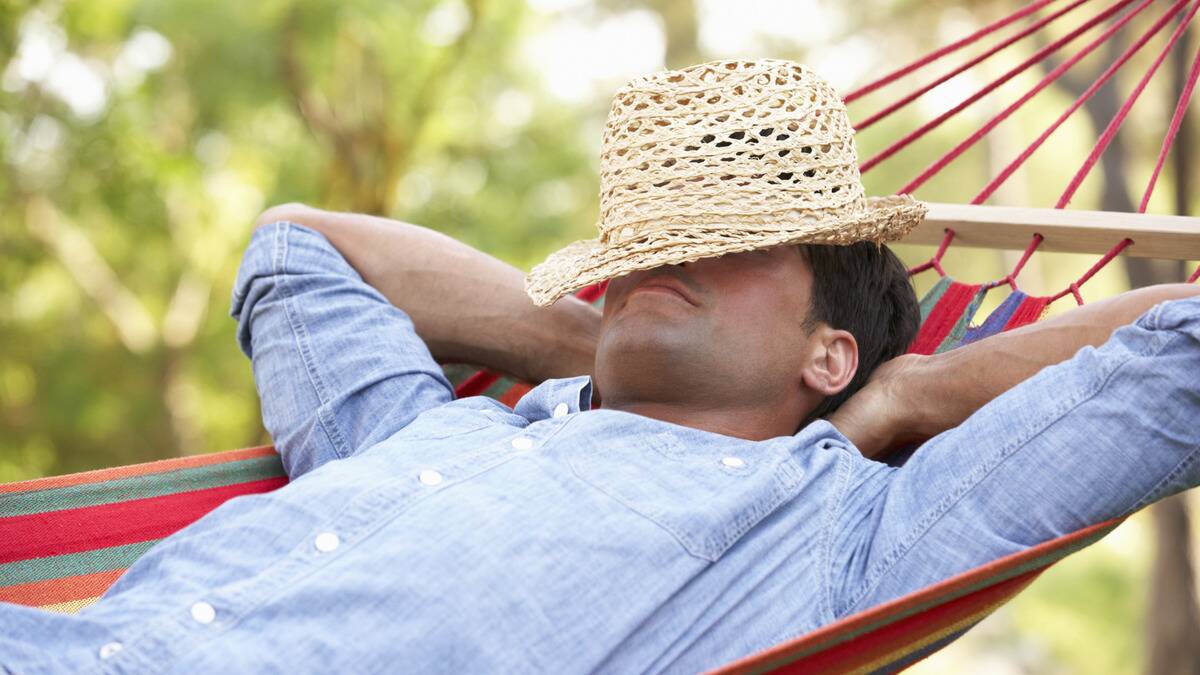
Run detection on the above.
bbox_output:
[830,294,1200,617]
[230,221,454,478]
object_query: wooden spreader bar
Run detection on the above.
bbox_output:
[904,203,1200,260]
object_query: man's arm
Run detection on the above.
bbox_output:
[829,292,1200,617]
[256,204,600,384]
[830,283,1200,458]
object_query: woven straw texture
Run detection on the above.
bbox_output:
[525,59,927,306]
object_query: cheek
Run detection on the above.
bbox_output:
[713,278,808,358]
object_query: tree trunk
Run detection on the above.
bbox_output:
[653,0,700,69]
[1141,16,1198,674]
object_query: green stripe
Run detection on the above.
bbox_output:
[0,540,160,587]
[935,287,988,354]
[483,376,519,399]
[918,276,953,324]
[441,363,477,388]
[0,456,285,518]
[750,523,1118,672]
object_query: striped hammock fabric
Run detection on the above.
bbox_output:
[0,277,1129,673]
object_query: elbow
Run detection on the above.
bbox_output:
[256,202,317,229]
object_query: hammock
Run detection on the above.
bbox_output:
[5,1,1200,672]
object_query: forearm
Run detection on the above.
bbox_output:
[255,204,600,383]
[905,283,1200,442]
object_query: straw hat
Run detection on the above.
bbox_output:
[524,59,927,306]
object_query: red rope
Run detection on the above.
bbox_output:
[1057,2,1198,208]
[855,0,1095,131]
[860,0,1140,176]
[1140,41,1200,212]
[975,0,1193,205]
[907,228,956,277]
[1190,265,1200,283]
[844,0,1063,104]
[894,0,1156,192]
[985,234,1045,291]
[1048,238,1133,304]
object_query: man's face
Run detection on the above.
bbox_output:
[593,244,818,412]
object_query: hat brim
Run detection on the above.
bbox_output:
[525,194,928,306]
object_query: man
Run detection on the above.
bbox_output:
[3,59,1199,674]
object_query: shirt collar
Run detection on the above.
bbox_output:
[515,376,855,451]
[513,375,594,422]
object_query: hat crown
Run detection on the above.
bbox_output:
[598,59,865,244]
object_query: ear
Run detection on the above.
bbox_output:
[799,326,859,396]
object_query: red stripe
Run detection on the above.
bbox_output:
[1003,295,1051,331]
[712,518,1121,675]
[455,370,501,398]
[771,568,1044,674]
[498,383,533,408]
[0,477,287,564]
[907,282,981,356]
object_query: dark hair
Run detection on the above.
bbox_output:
[796,242,919,425]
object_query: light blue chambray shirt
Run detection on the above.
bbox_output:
[3,222,1200,674]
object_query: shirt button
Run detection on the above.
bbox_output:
[190,601,216,625]
[314,531,340,553]
[418,469,444,486]
[553,403,569,418]
[721,456,746,469]
[511,436,534,450]
[98,642,123,659]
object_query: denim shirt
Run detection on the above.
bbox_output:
[3,222,1199,674]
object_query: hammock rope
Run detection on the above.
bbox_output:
[986,234,1044,292]
[853,0,1097,131]
[894,0,1161,192]
[1141,38,1200,212]
[1058,0,1200,208]
[843,0,1064,104]
[850,0,1199,306]
[859,0,1142,174]
[1050,237,1135,304]
[975,0,1197,205]
[907,228,956,277]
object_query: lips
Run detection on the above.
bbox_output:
[630,274,698,306]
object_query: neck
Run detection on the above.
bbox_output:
[602,397,805,441]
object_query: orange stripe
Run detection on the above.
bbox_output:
[39,597,100,614]
[0,446,278,495]
[713,517,1121,674]
[850,593,1019,674]
[0,568,126,606]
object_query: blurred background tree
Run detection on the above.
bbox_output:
[2,0,1199,672]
